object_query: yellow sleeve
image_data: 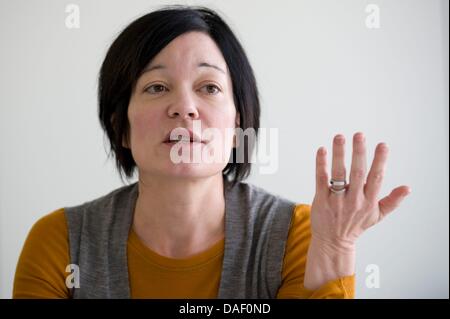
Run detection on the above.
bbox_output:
[277,204,355,299]
[13,208,71,299]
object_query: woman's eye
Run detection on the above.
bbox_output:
[144,84,220,95]
[201,84,221,95]
[145,84,167,94]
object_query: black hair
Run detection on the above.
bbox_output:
[98,5,260,186]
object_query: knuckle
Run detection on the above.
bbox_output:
[332,169,346,179]
[351,197,366,211]
[366,202,378,212]
[346,201,359,212]
[317,173,328,184]
[352,168,365,179]
[355,147,366,155]
[372,170,384,183]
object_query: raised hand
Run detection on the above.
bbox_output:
[304,132,411,291]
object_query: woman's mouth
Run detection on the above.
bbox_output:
[162,128,208,145]
[163,140,204,145]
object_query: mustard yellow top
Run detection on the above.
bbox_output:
[13,204,355,298]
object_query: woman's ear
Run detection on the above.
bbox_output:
[122,136,129,149]
[111,113,130,149]
[235,112,241,128]
[233,112,241,148]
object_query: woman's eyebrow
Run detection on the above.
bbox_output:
[198,62,226,74]
[142,62,226,75]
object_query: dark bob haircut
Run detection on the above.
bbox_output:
[98,5,260,185]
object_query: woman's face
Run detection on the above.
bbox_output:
[126,31,239,180]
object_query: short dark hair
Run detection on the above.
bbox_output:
[98,5,260,186]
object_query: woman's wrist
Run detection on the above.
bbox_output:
[303,236,356,291]
[310,235,356,255]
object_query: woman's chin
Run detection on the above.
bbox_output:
[158,162,225,179]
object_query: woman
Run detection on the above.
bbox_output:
[13,6,411,299]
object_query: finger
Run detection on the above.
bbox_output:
[331,134,347,182]
[348,132,367,196]
[364,143,389,202]
[315,146,329,198]
[378,185,412,220]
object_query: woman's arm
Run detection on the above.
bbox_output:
[277,204,355,299]
[304,236,355,291]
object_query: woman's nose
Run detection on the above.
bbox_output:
[167,91,199,119]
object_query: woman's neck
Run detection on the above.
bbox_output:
[132,173,226,259]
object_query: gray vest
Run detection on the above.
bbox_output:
[64,178,296,298]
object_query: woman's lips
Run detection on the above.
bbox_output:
[163,128,208,144]
[163,140,205,146]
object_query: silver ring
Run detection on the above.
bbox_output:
[330,179,346,187]
[330,179,347,194]
[330,187,346,194]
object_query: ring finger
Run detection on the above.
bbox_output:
[330,134,347,193]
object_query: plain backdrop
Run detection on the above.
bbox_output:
[0,0,448,299]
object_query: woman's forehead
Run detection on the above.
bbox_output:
[145,32,228,73]
[141,61,227,78]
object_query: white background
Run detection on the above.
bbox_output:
[0,0,448,298]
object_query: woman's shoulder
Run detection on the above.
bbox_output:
[13,208,70,298]
[292,203,312,221]
[64,183,139,220]
[26,208,68,241]
[289,204,312,238]
[21,208,69,257]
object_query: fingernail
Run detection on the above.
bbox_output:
[355,132,365,142]
[335,135,345,144]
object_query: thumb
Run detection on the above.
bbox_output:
[378,185,411,219]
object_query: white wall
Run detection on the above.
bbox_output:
[1,0,448,298]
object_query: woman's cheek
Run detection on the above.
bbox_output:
[130,108,159,142]
[129,110,161,166]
